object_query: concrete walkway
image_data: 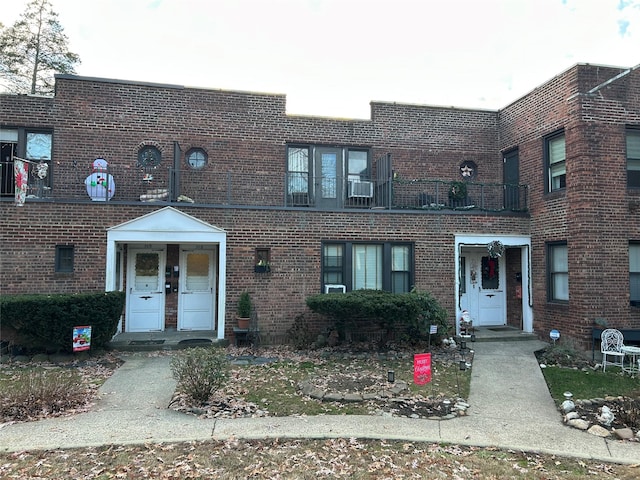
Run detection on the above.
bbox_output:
[1,341,639,464]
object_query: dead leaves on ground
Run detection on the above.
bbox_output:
[1,439,638,479]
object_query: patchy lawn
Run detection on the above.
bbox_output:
[1,439,638,479]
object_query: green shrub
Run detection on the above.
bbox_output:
[237,291,252,318]
[0,292,125,353]
[0,370,86,421]
[286,313,315,350]
[305,289,449,345]
[170,346,230,404]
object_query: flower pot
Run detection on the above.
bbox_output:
[237,317,250,329]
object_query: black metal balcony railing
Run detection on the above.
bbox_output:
[1,164,528,213]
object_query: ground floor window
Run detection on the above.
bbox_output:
[322,241,413,293]
[630,242,640,306]
[55,245,74,273]
[547,241,568,302]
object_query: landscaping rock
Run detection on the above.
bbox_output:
[343,393,363,403]
[567,419,590,430]
[587,425,611,437]
[613,428,635,440]
[564,412,580,421]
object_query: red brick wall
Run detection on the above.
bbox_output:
[0,202,529,342]
[4,64,640,348]
[499,64,640,347]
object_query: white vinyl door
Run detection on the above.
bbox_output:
[126,248,165,332]
[178,248,215,330]
[461,251,506,327]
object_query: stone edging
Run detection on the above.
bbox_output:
[298,380,469,420]
[562,396,639,441]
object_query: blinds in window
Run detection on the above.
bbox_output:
[549,135,566,164]
[353,244,382,290]
[627,131,640,173]
[630,244,640,272]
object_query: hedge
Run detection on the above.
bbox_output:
[1,291,125,353]
[305,289,450,345]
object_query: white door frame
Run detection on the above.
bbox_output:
[454,234,533,335]
[105,207,227,339]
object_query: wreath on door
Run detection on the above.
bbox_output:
[487,240,505,258]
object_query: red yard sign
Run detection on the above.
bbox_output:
[414,353,432,385]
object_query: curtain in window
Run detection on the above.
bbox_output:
[551,245,568,301]
[353,244,382,290]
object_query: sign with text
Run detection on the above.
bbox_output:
[73,326,92,352]
[413,353,432,385]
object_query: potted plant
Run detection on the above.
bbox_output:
[237,291,252,329]
[254,259,271,273]
[448,181,467,206]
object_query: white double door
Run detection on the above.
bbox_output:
[460,251,506,327]
[126,246,215,332]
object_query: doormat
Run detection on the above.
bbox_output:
[488,327,515,332]
[178,339,213,345]
[129,340,165,345]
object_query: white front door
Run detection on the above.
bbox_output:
[126,248,166,332]
[461,251,506,327]
[178,248,216,330]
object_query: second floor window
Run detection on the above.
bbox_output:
[626,128,640,188]
[286,145,371,208]
[545,131,566,193]
[1,128,53,197]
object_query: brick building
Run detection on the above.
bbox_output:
[1,62,639,348]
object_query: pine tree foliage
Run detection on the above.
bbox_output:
[0,0,80,95]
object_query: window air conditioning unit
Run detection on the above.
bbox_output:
[324,284,347,293]
[348,180,374,198]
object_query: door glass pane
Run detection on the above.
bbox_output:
[481,256,499,290]
[186,253,210,291]
[134,253,159,290]
[287,147,309,193]
[321,153,337,198]
[353,244,382,290]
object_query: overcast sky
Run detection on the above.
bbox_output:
[3,0,640,118]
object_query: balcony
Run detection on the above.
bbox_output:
[1,164,528,213]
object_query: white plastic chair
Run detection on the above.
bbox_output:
[600,328,625,372]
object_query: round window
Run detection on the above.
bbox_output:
[137,146,162,167]
[186,148,208,169]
